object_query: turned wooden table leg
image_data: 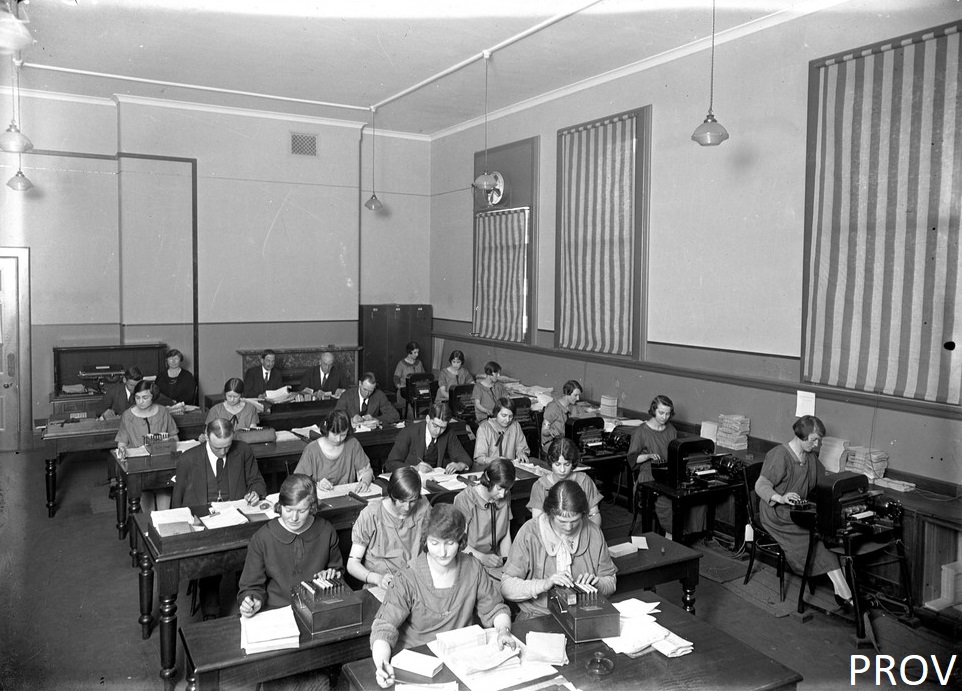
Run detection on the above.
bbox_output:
[46,458,58,517]
[682,583,697,614]
[116,475,128,540]
[158,593,178,682]
[139,550,154,640]
[128,495,142,567]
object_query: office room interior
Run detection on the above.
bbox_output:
[0,0,959,634]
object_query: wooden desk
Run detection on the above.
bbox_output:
[610,532,702,613]
[41,409,207,518]
[114,438,308,562]
[633,477,745,547]
[204,394,338,432]
[342,588,802,691]
[179,590,378,691]
[132,497,366,684]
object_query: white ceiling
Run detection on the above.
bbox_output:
[18,0,848,135]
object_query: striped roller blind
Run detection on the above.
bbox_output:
[473,207,530,342]
[557,112,636,355]
[803,22,962,405]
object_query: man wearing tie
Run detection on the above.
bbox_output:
[301,351,346,398]
[101,366,174,417]
[171,418,267,619]
[383,403,471,474]
[242,349,282,398]
[335,372,399,426]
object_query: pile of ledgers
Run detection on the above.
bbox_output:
[817,436,850,473]
[846,446,889,479]
[716,414,750,450]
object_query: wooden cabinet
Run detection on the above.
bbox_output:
[53,343,168,392]
[358,304,433,395]
[48,392,107,418]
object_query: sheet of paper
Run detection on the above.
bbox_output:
[176,439,202,453]
[631,536,649,549]
[274,430,299,442]
[607,542,638,558]
[200,507,249,529]
[391,649,444,678]
[124,445,149,457]
[427,628,556,691]
[265,387,292,402]
[292,424,321,438]
[614,598,661,617]
[699,420,718,443]
[244,397,266,412]
[240,605,300,654]
[151,507,194,528]
[795,390,816,417]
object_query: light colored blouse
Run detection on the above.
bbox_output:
[115,407,179,446]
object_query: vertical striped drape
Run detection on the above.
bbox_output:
[473,207,529,342]
[804,22,962,405]
[557,113,635,355]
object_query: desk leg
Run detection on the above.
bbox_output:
[128,495,141,568]
[46,457,57,518]
[116,475,128,540]
[139,551,154,639]
[682,582,697,614]
[158,593,178,682]
[641,488,654,534]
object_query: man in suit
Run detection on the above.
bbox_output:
[301,351,347,398]
[171,418,266,508]
[171,417,266,619]
[383,402,471,474]
[101,366,173,417]
[335,372,400,426]
[242,349,283,398]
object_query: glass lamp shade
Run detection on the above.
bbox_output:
[0,12,33,54]
[363,193,383,212]
[691,112,729,146]
[7,169,32,191]
[474,171,497,191]
[0,121,33,153]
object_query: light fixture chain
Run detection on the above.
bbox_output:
[483,54,489,171]
[709,0,716,113]
[371,107,376,194]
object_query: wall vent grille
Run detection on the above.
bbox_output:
[291,132,317,156]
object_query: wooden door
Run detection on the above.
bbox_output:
[0,249,30,451]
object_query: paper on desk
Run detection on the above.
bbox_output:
[427,628,556,691]
[523,631,568,666]
[124,445,150,457]
[245,397,266,412]
[274,430,299,443]
[177,439,202,453]
[396,684,458,691]
[240,605,300,654]
[316,482,364,500]
[607,542,638,558]
[614,598,661,617]
[200,507,249,529]
[652,631,693,657]
[699,421,718,443]
[795,390,816,417]
[265,387,293,402]
[631,536,649,549]
[292,424,321,438]
[151,507,194,528]
[369,585,387,602]
[391,649,443,678]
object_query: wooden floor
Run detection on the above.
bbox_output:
[1,447,958,691]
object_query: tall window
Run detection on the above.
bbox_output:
[472,207,530,342]
[803,21,962,405]
[556,107,649,356]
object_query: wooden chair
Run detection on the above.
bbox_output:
[742,461,788,601]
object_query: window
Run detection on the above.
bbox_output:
[803,21,962,405]
[555,107,649,356]
[472,207,531,342]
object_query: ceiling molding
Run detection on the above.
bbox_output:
[0,86,115,107]
[430,0,852,141]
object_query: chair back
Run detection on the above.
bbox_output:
[741,461,764,527]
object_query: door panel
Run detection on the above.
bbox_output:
[0,256,21,450]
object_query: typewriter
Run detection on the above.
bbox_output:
[547,583,621,642]
[789,470,903,548]
[291,574,364,635]
[564,417,630,457]
[77,363,125,392]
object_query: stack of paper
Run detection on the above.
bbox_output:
[607,541,639,558]
[211,498,278,519]
[524,631,568,665]
[292,424,321,438]
[818,436,850,473]
[716,414,750,450]
[434,625,487,655]
[200,507,249,529]
[274,430,300,443]
[603,598,693,658]
[176,439,202,453]
[846,446,889,479]
[240,605,300,654]
[391,649,443,678]
[427,627,556,691]
[265,387,293,403]
[151,507,194,529]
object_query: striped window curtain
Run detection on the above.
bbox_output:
[473,207,530,342]
[804,22,962,405]
[557,113,636,355]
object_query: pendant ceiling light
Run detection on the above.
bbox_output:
[691,0,729,147]
[7,158,31,191]
[473,52,497,191]
[0,55,31,153]
[363,106,383,212]
[0,1,32,55]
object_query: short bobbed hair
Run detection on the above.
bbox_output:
[543,479,590,519]
[124,366,144,381]
[448,349,466,364]
[419,503,467,553]
[165,348,183,362]
[492,397,517,417]
[279,473,318,514]
[546,437,580,465]
[562,380,583,396]
[793,415,826,440]
[320,409,352,437]
[648,395,675,418]
[132,379,158,400]
[480,459,516,491]
[405,341,421,355]
[387,466,422,503]
[223,378,245,395]
[483,361,502,376]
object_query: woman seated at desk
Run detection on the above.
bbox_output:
[756,415,854,608]
[473,397,529,470]
[294,409,374,491]
[627,394,705,539]
[435,349,473,403]
[205,378,260,430]
[472,361,508,422]
[238,474,343,616]
[502,480,617,619]
[393,340,425,415]
[453,459,516,576]
[528,438,601,527]
[115,380,179,458]
[347,466,431,590]
[370,503,515,689]
[154,348,197,405]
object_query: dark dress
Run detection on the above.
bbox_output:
[155,368,197,405]
[757,444,839,575]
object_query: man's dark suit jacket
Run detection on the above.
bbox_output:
[335,386,400,424]
[383,419,471,474]
[242,367,283,398]
[301,365,347,394]
[171,440,267,508]
[102,382,173,415]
